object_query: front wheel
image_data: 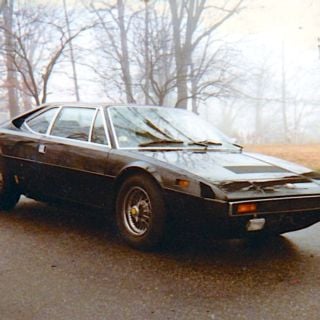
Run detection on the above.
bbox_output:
[116,174,167,250]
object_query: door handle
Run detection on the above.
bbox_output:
[38,144,47,154]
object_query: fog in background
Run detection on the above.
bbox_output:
[0,0,319,144]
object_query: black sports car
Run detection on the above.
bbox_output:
[0,103,320,249]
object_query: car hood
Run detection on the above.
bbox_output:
[139,149,314,182]
[136,149,320,198]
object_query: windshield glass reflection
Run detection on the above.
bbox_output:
[108,106,237,150]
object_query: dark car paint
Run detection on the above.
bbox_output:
[35,137,113,205]
[1,103,320,238]
[0,128,113,206]
[117,149,320,200]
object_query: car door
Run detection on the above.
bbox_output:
[35,106,113,207]
[3,106,61,198]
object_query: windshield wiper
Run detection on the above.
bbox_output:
[144,119,174,140]
[139,139,184,147]
[188,140,222,147]
[232,143,243,151]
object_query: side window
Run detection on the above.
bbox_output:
[50,107,96,141]
[91,110,108,145]
[26,108,58,134]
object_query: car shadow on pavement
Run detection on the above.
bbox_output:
[2,197,315,298]
[4,198,117,242]
[4,198,309,268]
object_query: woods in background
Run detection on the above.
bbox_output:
[0,0,319,143]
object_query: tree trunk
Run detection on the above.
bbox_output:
[63,0,80,101]
[144,0,150,104]
[169,0,188,108]
[3,0,19,117]
[191,63,199,114]
[281,41,289,142]
[118,0,135,103]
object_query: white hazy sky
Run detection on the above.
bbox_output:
[48,0,320,102]
[223,0,320,51]
[43,0,320,52]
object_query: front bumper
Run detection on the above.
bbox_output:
[229,195,320,216]
[165,190,320,237]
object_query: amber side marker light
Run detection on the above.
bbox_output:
[176,179,190,188]
[237,203,257,214]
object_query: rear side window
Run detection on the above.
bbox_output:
[50,107,96,141]
[26,108,58,134]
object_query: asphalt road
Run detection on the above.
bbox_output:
[0,198,319,320]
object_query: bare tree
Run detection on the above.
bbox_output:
[89,0,135,103]
[143,0,150,104]
[133,2,176,105]
[280,41,291,142]
[169,0,245,108]
[244,60,276,143]
[189,38,242,114]
[2,0,18,116]
[63,0,80,101]
[0,0,6,13]
[0,2,92,109]
[88,0,245,109]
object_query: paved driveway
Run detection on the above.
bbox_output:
[0,198,319,320]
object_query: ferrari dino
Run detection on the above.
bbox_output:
[0,103,319,249]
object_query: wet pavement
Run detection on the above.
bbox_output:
[0,198,319,320]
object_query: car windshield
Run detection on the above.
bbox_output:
[108,106,237,150]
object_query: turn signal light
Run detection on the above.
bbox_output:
[237,203,257,214]
[176,179,190,188]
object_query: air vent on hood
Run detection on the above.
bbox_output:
[224,166,289,174]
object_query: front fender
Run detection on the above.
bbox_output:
[116,160,164,185]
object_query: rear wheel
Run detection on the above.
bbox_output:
[116,174,166,250]
[0,169,20,211]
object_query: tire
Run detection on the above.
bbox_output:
[0,168,20,211]
[116,174,166,250]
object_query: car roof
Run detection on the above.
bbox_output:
[39,102,166,109]
[10,102,169,128]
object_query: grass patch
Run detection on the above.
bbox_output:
[245,144,320,171]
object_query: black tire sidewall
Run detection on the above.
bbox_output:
[116,174,166,250]
[0,167,20,211]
